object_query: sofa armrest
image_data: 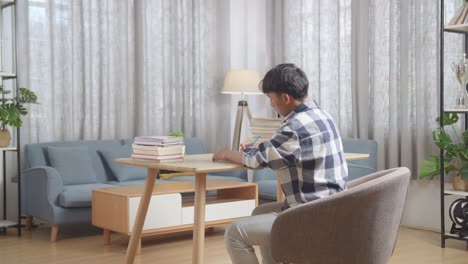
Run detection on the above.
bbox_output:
[23,166,64,221]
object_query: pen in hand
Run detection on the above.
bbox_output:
[249,136,261,147]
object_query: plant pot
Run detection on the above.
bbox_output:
[452,175,468,191]
[0,129,10,147]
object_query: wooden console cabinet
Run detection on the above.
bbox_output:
[92,179,258,251]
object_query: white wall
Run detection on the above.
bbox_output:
[402,179,459,232]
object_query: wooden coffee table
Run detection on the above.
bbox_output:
[92,179,258,252]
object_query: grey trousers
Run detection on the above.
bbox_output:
[224,213,280,264]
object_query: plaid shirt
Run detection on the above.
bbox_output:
[242,100,348,209]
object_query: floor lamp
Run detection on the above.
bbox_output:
[222,70,262,151]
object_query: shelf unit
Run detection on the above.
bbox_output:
[0,0,20,236]
[0,147,18,231]
[440,0,468,247]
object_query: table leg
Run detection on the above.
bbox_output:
[104,229,111,245]
[277,176,284,202]
[192,173,206,264]
[125,168,158,264]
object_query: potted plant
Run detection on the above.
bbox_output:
[0,86,37,147]
[419,113,468,191]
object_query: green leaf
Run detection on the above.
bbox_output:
[436,113,459,126]
[0,87,38,128]
[432,128,452,150]
[419,155,441,180]
[168,131,184,137]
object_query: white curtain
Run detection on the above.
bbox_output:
[268,0,353,137]
[17,0,231,151]
[271,0,463,176]
[352,0,463,174]
[16,0,465,175]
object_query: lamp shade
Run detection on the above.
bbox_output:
[222,70,262,95]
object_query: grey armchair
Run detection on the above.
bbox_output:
[252,167,410,264]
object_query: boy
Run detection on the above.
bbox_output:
[212,63,348,264]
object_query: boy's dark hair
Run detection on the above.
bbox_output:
[260,63,309,99]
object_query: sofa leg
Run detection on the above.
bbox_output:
[50,225,59,242]
[25,216,33,231]
[104,229,111,245]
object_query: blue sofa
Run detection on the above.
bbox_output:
[22,137,376,241]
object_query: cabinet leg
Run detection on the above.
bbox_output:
[50,225,59,242]
[104,229,111,245]
[25,216,33,231]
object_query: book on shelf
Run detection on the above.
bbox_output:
[250,117,283,128]
[134,135,183,144]
[250,127,276,136]
[249,130,277,137]
[249,126,278,131]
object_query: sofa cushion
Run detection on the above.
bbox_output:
[98,146,147,182]
[58,183,115,208]
[48,146,98,185]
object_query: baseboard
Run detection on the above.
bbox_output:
[400,224,440,233]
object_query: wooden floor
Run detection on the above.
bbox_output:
[0,225,468,263]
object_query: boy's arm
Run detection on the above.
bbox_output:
[243,128,300,170]
[212,149,243,164]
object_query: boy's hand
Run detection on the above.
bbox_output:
[212,148,243,164]
[240,142,250,152]
[212,148,229,162]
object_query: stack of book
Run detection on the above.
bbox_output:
[448,2,468,26]
[248,117,283,147]
[131,136,185,162]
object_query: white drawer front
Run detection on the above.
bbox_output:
[181,199,256,225]
[129,193,182,231]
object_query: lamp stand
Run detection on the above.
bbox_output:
[232,100,252,151]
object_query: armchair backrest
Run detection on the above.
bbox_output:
[270,167,410,264]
